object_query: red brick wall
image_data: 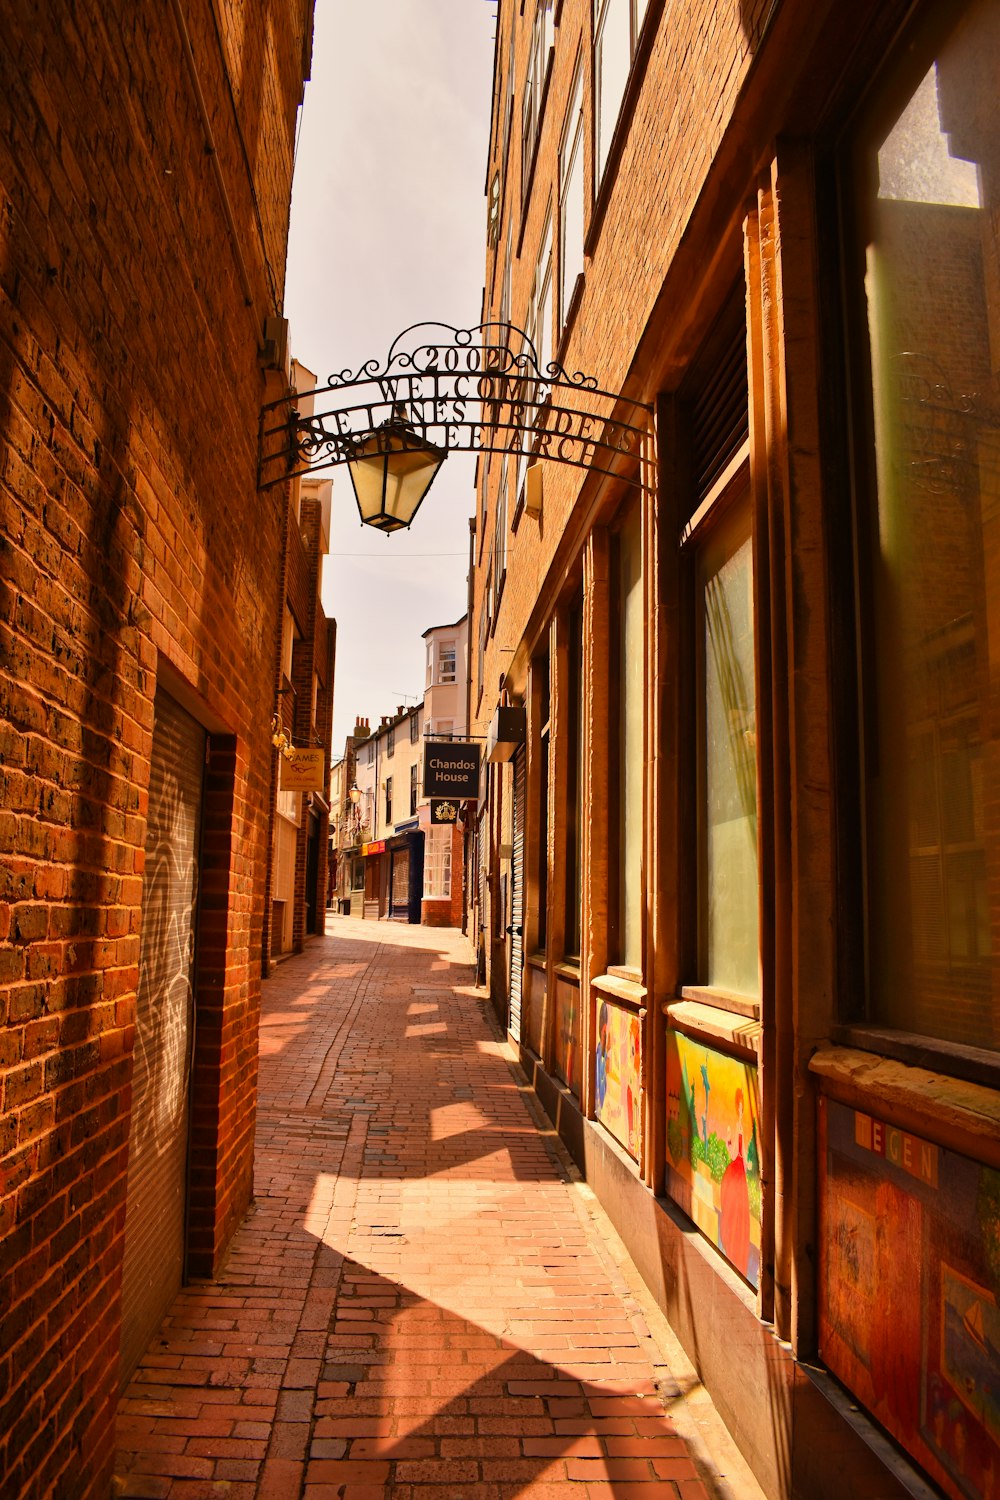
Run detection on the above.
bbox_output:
[0,1,312,1493]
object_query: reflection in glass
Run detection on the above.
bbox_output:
[858,0,1000,1047]
[700,518,758,997]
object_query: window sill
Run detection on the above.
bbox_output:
[528,951,547,971]
[665,1000,760,1061]
[831,1023,1000,1092]
[678,984,759,1021]
[593,972,645,1009]
[809,1044,1000,1169]
[554,959,581,983]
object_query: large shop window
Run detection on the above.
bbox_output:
[848,0,1000,1052]
[697,502,758,998]
[611,503,644,971]
[535,649,551,954]
[423,825,452,901]
[564,600,584,959]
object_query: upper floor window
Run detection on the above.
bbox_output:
[410,712,420,744]
[559,64,585,330]
[409,762,418,817]
[387,725,395,758]
[530,208,553,380]
[438,643,457,684]
[846,0,999,1052]
[500,220,513,327]
[593,0,650,184]
[494,463,509,609]
[522,0,555,198]
[385,776,393,826]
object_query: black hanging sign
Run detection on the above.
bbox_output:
[423,740,481,799]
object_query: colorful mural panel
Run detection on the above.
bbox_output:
[554,976,581,1097]
[594,999,641,1160]
[820,1098,1000,1500]
[665,1030,761,1288]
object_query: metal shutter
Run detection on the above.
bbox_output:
[119,689,205,1387]
[509,746,525,1043]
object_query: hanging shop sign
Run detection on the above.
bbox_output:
[486,705,526,763]
[279,747,326,792]
[430,799,460,825]
[423,740,481,799]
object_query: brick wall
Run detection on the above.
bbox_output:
[0,1,312,1492]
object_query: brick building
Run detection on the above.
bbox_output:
[0,2,313,1494]
[263,376,336,964]
[471,1,1000,1497]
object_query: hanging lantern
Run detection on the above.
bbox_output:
[346,403,446,533]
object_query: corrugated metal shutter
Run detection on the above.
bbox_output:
[119,689,205,1387]
[509,746,525,1043]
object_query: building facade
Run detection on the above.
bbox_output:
[422,614,469,928]
[263,410,336,964]
[471,2,1000,1498]
[356,703,427,923]
[0,3,313,1493]
[329,614,470,929]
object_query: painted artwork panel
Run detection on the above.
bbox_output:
[665,1031,761,1288]
[553,976,582,1097]
[819,1098,1000,1500]
[594,999,641,1160]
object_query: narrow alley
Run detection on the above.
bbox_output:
[113,919,764,1499]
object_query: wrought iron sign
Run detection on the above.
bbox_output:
[258,321,654,495]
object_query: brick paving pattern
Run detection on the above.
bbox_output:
[114,919,764,1499]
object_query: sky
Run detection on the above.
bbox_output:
[283,1,497,756]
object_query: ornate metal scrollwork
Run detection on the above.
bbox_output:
[258,320,654,494]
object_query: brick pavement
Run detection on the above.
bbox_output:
[113,917,766,1499]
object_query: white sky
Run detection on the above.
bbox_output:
[284,1,497,755]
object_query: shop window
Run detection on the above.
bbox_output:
[351,858,364,892]
[696,499,758,996]
[424,825,453,900]
[846,0,1000,1051]
[593,0,650,184]
[535,649,551,953]
[559,63,585,331]
[610,503,644,971]
[564,599,584,958]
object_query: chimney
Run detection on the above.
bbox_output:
[353,717,370,739]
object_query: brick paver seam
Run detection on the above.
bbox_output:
[304,941,391,1112]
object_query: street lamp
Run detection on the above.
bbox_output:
[349,783,361,805]
[346,403,446,533]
